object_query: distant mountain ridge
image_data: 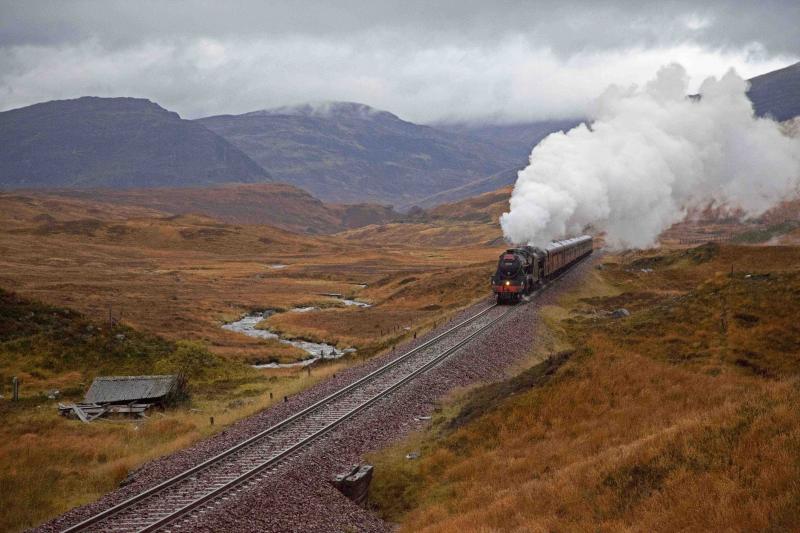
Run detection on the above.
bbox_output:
[0,62,797,205]
[747,61,800,122]
[434,119,582,163]
[44,182,400,234]
[248,101,396,120]
[0,97,269,189]
[425,62,800,207]
[197,101,523,206]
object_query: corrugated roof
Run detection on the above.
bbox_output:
[84,375,178,404]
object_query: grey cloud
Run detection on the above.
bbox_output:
[0,1,797,122]
[2,1,799,54]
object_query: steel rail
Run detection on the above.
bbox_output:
[62,302,499,533]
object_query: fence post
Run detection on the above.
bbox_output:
[12,376,19,402]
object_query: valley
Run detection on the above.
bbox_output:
[0,19,798,530]
[0,190,501,531]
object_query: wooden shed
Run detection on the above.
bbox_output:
[84,375,185,405]
[59,374,186,422]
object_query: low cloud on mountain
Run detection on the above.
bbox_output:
[1,1,797,123]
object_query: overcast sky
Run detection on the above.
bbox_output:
[1,0,798,123]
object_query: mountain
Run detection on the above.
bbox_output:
[411,167,519,209]
[196,101,521,207]
[423,62,800,208]
[435,118,582,162]
[747,61,800,122]
[0,97,269,189]
[44,183,400,234]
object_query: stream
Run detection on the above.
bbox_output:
[222,296,370,368]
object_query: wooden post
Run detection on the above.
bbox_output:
[12,376,19,402]
[284,395,288,402]
[306,366,311,376]
[269,392,273,400]
[209,416,214,426]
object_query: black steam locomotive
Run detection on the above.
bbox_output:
[491,235,593,303]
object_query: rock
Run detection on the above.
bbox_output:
[332,464,373,506]
[611,308,630,319]
[405,451,420,460]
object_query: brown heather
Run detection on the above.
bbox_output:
[369,243,800,532]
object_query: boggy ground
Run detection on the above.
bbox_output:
[368,243,800,532]
[0,192,500,366]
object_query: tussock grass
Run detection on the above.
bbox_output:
[368,244,800,531]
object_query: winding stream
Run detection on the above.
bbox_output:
[222,296,369,368]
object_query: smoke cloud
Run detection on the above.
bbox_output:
[500,64,800,249]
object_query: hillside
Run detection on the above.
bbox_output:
[43,183,399,234]
[0,97,269,189]
[435,118,582,162]
[411,167,518,208]
[424,62,800,208]
[334,187,511,248]
[369,243,800,531]
[196,102,520,206]
[747,61,800,122]
[425,185,512,223]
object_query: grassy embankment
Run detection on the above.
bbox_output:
[0,289,348,532]
[368,243,800,531]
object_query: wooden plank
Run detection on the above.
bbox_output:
[73,405,91,423]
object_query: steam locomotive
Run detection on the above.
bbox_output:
[491,235,593,303]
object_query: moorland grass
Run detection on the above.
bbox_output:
[0,290,349,532]
[368,244,800,532]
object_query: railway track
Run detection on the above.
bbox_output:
[60,256,589,533]
[63,300,518,532]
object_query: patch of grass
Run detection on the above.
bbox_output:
[732,221,800,243]
[447,351,573,431]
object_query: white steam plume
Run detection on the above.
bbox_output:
[500,64,800,249]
